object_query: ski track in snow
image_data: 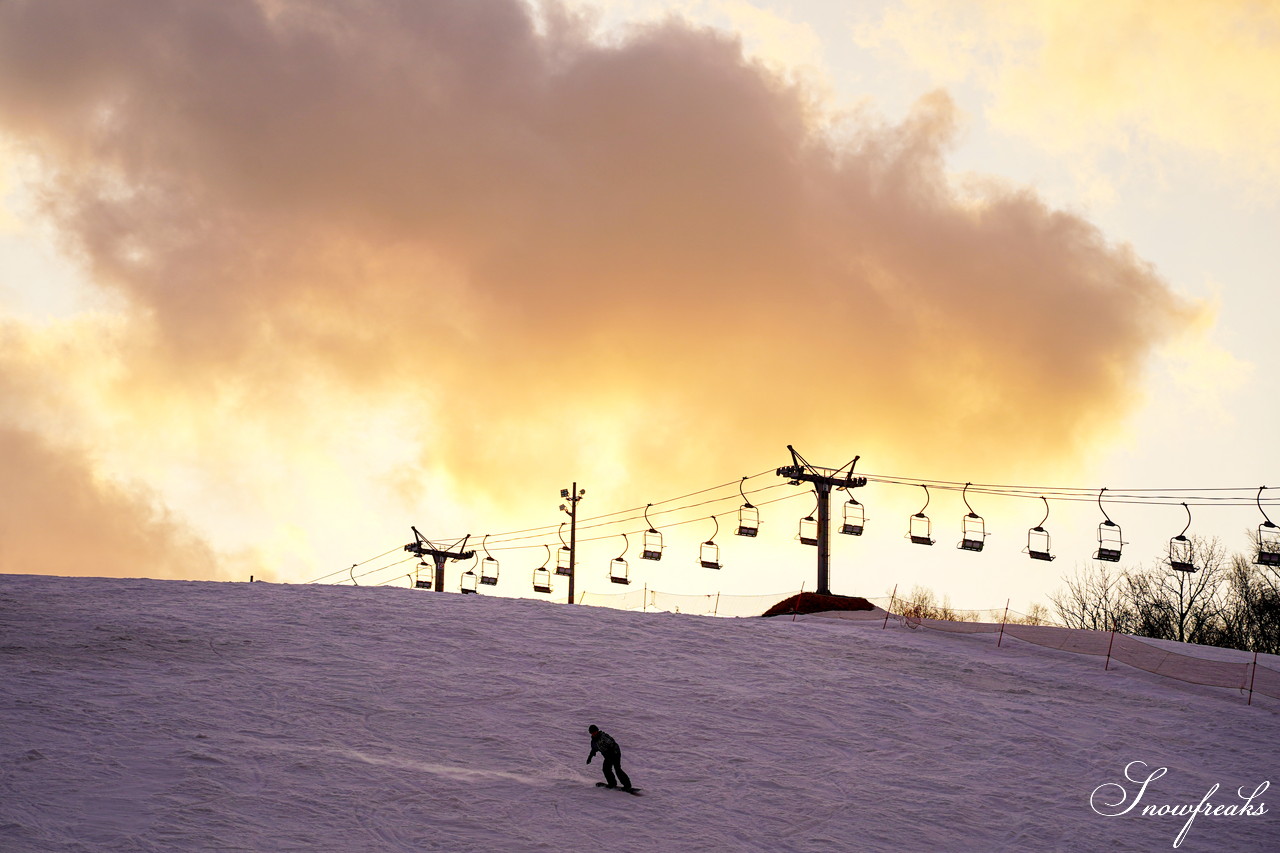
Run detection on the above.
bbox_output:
[1,574,1277,852]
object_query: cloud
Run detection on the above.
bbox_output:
[862,0,1280,191]
[0,0,1204,579]
[0,424,222,579]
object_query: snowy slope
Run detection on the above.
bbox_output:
[1,574,1276,852]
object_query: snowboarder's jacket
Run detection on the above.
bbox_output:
[588,730,620,761]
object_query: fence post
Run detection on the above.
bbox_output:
[882,584,898,630]
[643,584,648,612]
[996,599,1010,647]
[792,582,805,622]
[1104,630,1116,671]
[713,592,720,616]
[1248,651,1258,706]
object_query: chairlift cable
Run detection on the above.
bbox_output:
[324,463,1280,585]
[307,544,405,584]
[479,489,814,552]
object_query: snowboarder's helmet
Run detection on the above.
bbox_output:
[588,725,599,734]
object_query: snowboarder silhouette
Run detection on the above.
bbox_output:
[586,724,633,791]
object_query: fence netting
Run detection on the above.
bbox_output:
[574,587,1280,703]
[577,588,800,618]
[815,604,1280,702]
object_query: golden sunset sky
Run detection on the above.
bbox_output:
[1,0,1276,610]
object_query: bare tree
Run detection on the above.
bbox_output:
[1157,535,1230,644]
[1005,601,1053,625]
[1112,536,1230,644]
[1050,562,1130,631]
[899,585,939,620]
[1051,536,1239,646]
[1220,546,1280,654]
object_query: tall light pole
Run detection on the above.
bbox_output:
[560,483,585,604]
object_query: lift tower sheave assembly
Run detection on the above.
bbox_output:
[405,527,474,592]
[776,446,867,595]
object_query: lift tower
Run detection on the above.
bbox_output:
[776,446,867,595]
[405,527,474,592]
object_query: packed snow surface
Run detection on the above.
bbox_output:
[1,574,1277,852]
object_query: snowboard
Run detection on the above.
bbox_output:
[596,782,642,796]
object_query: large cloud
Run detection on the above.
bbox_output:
[0,0,1202,579]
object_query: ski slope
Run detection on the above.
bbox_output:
[1,574,1276,852]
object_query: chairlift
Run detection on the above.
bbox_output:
[456,553,479,594]
[907,485,934,545]
[840,497,865,536]
[479,534,499,586]
[414,560,432,590]
[1026,496,1055,561]
[641,504,663,561]
[532,565,553,594]
[609,534,631,585]
[735,476,760,537]
[701,516,722,569]
[555,522,572,576]
[957,482,987,552]
[1256,487,1280,568]
[1169,502,1196,573]
[799,492,819,546]
[1094,487,1125,563]
[533,544,554,586]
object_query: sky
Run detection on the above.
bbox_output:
[0,0,1277,609]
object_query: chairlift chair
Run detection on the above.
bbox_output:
[1093,488,1124,562]
[414,560,432,589]
[960,515,986,551]
[735,477,760,537]
[532,566,553,594]
[957,483,986,552]
[1096,523,1124,563]
[479,535,499,586]
[1025,497,1055,561]
[701,516,722,569]
[1255,487,1280,568]
[609,534,631,585]
[455,554,479,593]
[840,498,865,536]
[641,504,663,560]
[642,529,663,561]
[908,485,935,545]
[700,541,721,570]
[1257,528,1280,568]
[1169,502,1196,573]
[555,523,573,576]
[798,492,819,545]
[799,515,819,546]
